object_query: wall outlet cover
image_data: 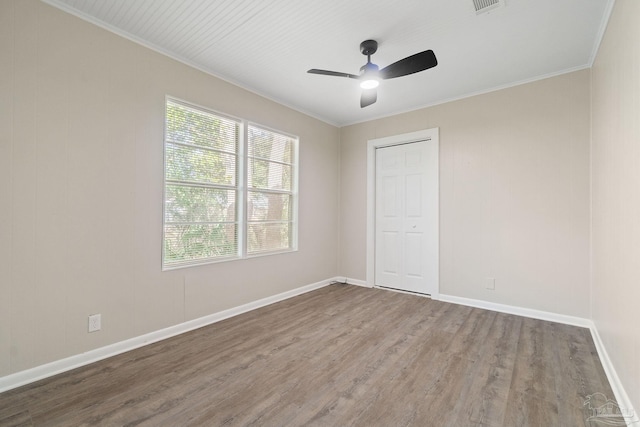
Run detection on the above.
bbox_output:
[88,314,101,332]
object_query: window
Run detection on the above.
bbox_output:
[163,99,240,268]
[163,98,298,269]
[247,125,297,254]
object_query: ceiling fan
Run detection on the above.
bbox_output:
[308,40,438,108]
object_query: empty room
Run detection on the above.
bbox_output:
[0,0,638,425]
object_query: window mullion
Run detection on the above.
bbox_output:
[238,121,248,258]
[291,136,299,251]
[166,180,237,191]
[247,188,293,196]
[166,139,238,156]
[248,155,292,167]
[166,221,238,226]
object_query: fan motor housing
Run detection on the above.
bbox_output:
[360,62,379,74]
[360,40,378,56]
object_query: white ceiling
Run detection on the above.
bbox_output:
[44,0,614,127]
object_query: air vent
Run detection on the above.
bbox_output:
[473,0,504,14]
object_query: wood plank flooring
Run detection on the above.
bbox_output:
[0,284,616,426]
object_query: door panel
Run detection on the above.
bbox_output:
[375,140,438,295]
[405,174,422,217]
[405,232,422,277]
[382,176,398,217]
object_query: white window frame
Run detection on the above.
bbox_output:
[162,96,299,270]
[246,122,299,258]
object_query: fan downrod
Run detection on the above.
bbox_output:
[360,40,378,57]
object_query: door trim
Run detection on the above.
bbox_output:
[366,128,440,299]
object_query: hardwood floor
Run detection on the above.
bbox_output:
[0,284,615,426]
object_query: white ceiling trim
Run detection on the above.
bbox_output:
[341,63,592,127]
[41,0,615,127]
[587,0,616,67]
[40,0,341,127]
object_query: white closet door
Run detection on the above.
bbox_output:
[375,140,438,295]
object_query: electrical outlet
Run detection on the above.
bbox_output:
[486,277,496,290]
[88,314,101,332]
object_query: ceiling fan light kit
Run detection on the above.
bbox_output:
[359,61,380,89]
[308,39,437,108]
[360,79,379,90]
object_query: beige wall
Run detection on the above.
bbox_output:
[340,70,592,318]
[591,0,640,412]
[0,0,340,376]
[2,2,637,412]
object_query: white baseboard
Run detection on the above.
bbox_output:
[439,293,592,328]
[3,280,635,427]
[589,324,639,427]
[344,277,371,287]
[0,277,337,393]
[437,292,636,426]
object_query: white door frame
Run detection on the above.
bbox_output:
[366,128,439,299]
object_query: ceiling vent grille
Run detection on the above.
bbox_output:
[473,0,504,14]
